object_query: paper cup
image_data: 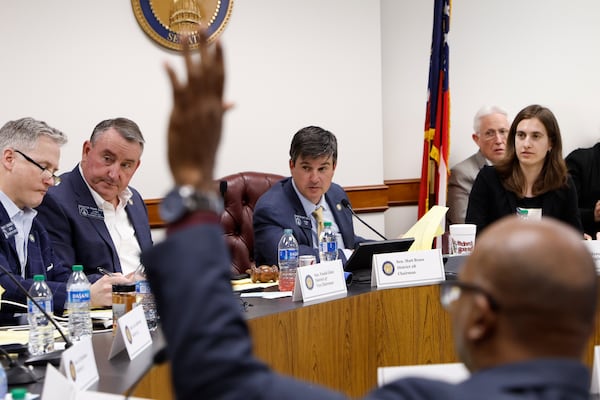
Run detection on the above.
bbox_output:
[299,255,316,267]
[449,224,476,255]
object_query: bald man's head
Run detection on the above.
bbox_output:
[451,216,597,371]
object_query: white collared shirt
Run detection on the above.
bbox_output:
[0,191,36,277]
[80,165,141,276]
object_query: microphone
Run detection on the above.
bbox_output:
[0,264,73,366]
[0,345,39,385]
[340,199,387,240]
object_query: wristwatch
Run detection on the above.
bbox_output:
[160,185,223,224]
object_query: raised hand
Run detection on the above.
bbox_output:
[165,30,226,191]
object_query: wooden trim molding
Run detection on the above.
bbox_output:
[145,179,421,229]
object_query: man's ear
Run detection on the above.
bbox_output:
[472,133,480,146]
[1,148,15,171]
[289,159,294,171]
[465,293,497,342]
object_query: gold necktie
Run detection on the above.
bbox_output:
[312,206,325,240]
[312,206,325,241]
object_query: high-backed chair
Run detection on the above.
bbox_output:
[218,171,284,275]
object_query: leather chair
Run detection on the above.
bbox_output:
[218,171,284,276]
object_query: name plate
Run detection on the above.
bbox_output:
[60,336,99,391]
[108,305,152,360]
[584,240,600,274]
[371,248,445,289]
[292,259,347,302]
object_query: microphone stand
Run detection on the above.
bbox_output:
[341,199,388,240]
[0,346,39,385]
[0,264,73,367]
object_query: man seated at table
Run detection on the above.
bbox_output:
[253,126,367,266]
[36,118,152,281]
[143,31,597,399]
[0,118,127,325]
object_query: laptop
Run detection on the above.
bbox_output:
[344,238,415,282]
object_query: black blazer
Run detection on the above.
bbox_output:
[466,166,582,235]
[566,143,600,236]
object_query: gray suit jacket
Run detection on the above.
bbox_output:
[447,151,487,225]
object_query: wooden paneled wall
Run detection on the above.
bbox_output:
[144,178,420,229]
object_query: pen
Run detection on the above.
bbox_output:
[97,267,114,277]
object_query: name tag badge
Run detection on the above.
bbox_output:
[294,214,312,229]
[78,205,104,220]
[1,222,17,239]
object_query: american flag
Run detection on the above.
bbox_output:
[418,0,451,219]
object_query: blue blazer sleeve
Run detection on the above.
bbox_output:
[142,223,346,400]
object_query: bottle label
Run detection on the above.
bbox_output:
[279,248,298,261]
[319,242,337,253]
[68,290,91,303]
[136,280,151,294]
[28,299,53,313]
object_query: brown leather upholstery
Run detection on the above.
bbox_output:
[218,171,284,275]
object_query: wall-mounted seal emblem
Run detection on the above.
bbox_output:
[131,0,234,51]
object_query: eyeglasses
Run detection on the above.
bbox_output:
[479,129,508,141]
[440,280,500,311]
[14,149,61,186]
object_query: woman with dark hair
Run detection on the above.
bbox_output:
[466,104,582,234]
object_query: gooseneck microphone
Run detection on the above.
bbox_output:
[0,345,39,385]
[340,199,388,240]
[0,264,73,367]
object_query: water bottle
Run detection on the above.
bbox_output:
[0,363,7,399]
[277,229,299,291]
[134,264,158,331]
[319,221,338,262]
[27,275,55,356]
[67,265,92,342]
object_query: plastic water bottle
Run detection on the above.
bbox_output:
[277,229,299,291]
[27,275,55,355]
[67,265,92,342]
[319,221,338,262]
[134,264,158,331]
[0,363,7,399]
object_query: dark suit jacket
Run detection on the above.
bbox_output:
[36,166,153,281]
[143,222,590,400]
[466,166,582,234]
[566,143,600,236]
[0,203,71,324]
[253,177,366,266]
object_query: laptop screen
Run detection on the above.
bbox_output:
[344,238,415,273]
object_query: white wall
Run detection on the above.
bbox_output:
[3,1,600,238]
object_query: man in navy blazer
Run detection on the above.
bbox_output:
[0,118,125,324]
[144,35,596,399]
[254,126,366,266]
[36,118,152,282]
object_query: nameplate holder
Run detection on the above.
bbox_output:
[292,259,347,302]
[584,240,600,274]
[591,345,600,393]
[59,336,99,391]
[371,248,445,289]
[108,305,152,360]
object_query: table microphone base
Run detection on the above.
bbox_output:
[24,349,64,367]
[6,364,40,385]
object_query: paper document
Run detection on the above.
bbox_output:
[402,205,448,251]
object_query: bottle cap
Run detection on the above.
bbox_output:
[33,274,45,282]
[324,221,332,227]
[72,265,83,272]
[11,388,27,400]
[112,284,136,292]
[284,228,293,234]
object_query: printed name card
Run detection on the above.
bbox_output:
[371,248,445,289]
[591,345,600,393]
[60,336,99,391]
[584,240,600,274]
[292,259,347,302]
[108,305,152,360]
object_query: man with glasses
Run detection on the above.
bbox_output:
[36,118,152,281]
[447,106,509,225]
[0,118,126,324]
[143,32,596,399]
